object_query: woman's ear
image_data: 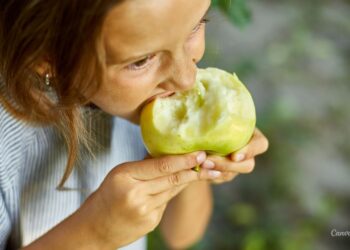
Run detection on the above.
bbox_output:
[34,59,52,77]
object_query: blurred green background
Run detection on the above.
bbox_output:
[148,0,350,249]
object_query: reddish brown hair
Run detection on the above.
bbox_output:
[0,0,120,188]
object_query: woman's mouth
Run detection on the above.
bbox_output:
[144,91,176,106]
[137,91,176,121]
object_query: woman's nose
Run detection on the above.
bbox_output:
[165,57,198,92]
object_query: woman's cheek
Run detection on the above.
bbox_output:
[114,73,158,107]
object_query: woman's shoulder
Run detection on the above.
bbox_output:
[0,80,28,140]
[0,100,33,141]
[0,102,36,189]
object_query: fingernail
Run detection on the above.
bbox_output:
[209,170,221,178]
[196,152,206,164]
[202,160,215,169]
[235,153,245,162]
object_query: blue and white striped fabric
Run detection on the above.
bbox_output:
[0,97,148,249]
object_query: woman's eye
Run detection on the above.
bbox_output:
[192,17,210,34]
[126,54,155,71]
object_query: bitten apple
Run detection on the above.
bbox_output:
[140,67,256,157]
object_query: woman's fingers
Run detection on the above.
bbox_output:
[123,151,207,180]
[146,170,238,212]
[231,128,269,162]
[146,184,188,212]
[206,156,256,174]
[211,172,239,184]
[200,128,268,176]
[143,168,222,194]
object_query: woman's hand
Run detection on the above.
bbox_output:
[83,151,222,249]
[200,128,269,184]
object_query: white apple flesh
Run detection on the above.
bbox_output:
[140,67,256,158]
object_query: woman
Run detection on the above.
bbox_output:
[0,0,269,249]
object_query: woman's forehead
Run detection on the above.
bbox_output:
[102,0,210,63]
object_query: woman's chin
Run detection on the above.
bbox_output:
[116,110,141,125]
[87,102,142,125]
[127,114,141,125]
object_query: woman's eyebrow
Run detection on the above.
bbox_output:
[115,3,211,65]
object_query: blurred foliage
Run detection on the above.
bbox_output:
[149,0,350,249]
[212,0,252,28]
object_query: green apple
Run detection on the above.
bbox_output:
[140,67,256,159]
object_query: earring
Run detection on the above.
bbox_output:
[45,73,50,86]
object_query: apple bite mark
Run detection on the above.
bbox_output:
[140,67,256,158]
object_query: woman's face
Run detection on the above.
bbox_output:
[89,0,211,123]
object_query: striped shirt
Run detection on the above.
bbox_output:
[0,97,148,249]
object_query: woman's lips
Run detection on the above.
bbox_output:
[144,91,176,106]
[138,91,176,117]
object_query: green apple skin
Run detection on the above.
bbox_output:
[140,67,256,157]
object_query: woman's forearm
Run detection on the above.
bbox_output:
[160,181,213,249]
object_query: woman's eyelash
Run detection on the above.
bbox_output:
[126,54,155,71]
[201,18,210,24]
[192,17,210,33]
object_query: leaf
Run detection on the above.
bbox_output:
[212,0,252,28]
